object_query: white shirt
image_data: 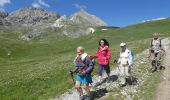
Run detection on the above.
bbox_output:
[151,38,161,53]
[118,49,133,66]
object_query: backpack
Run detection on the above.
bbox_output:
[130,50,134,60]
[76,55,95,74]
[87,55,96,74]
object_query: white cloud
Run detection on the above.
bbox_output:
[32,3,41,8]
[38,0,50,8]
[32,0,50,8]
[74,4,87,9]
[0,0,11,7]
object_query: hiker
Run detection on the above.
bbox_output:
[96,39,111,83]
[70,46,93,100]
[117,42,133,87]
[149,33,165,72]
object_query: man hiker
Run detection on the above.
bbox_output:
[149,33,165,72]
[70,46,93,100]
[117,42,133,87]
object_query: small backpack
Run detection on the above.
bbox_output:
[76,55,95,74]
[130,50,134,60]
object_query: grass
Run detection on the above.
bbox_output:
[0,18,170,99]
[138,71,161,100]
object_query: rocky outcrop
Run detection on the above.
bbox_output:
[0,11,8,18]
[0,11,10,25]
[6,7,60,26]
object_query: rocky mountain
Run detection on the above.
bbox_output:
[51,9,107,37]
[0,11,8,18]
[0,7,108,40]
[0,11,10,25]
[6,7,60,26]
[52,9,107,28]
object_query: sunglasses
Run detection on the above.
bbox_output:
[77,51,82,54]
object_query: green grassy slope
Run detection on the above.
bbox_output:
[0,18,170,99]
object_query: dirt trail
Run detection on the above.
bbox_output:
[154,38,170,100]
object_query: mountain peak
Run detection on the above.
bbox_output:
[78,8,88,14]
[70,9,107,26]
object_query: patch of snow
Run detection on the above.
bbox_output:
[142,17,166,23]
[87,27,95,33]
[101,29,108,31]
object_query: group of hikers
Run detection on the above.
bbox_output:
[69,32,165,100]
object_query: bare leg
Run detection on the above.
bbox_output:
[75,81,83,96]
[83,84,91,96]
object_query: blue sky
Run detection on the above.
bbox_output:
[0,0,170,27]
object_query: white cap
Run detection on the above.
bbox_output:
[120,42,126,46]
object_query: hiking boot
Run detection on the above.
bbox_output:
[160,66,165,70]
[79,95,84,100]
[119,83,127,88]
[152,67,157,73]
[106,77,112,83]
[84,96,91,100]
[94,80,103,87]
[94,81,101,87]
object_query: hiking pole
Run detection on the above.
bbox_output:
[69,71,75,85]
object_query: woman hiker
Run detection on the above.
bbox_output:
[95,39,111,84]
[70,46,93,100]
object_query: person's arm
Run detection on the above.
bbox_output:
[106,48,111,60]
[85,57,93,73]
[95,48,99,58]
[150,39,153,48]
[71,57,78,73]
[159,39,162,48]
[69,64,78,74]
[102,46,108,51]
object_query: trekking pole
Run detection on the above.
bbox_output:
[69,71,75,85]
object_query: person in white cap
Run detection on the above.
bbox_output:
[117,42,133,87]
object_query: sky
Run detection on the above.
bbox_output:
[0,0,170,27]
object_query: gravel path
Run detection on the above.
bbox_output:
[154,38,170,100]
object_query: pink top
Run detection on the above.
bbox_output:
[96,45,111,65]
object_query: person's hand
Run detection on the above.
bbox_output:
[114,59,117,63]
[82,70,86,75]
[104,57,107,60]
[69,71,73,75]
